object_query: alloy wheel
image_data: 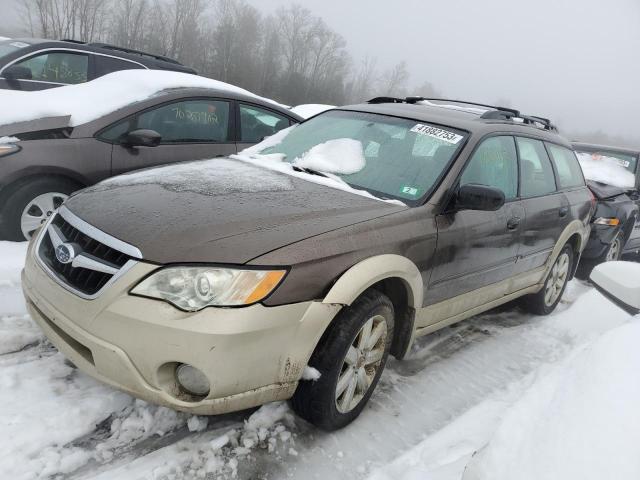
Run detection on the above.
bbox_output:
[335,314,388,413]
[20,192,68,239]
[605,235,622,262]
[544,252,570,307]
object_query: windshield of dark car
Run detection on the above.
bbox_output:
[0,40,30,60]
[260,110,467,202]
[576,149,637,174]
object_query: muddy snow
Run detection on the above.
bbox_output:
[1,240,638,480]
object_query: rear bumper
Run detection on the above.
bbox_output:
[22,240,341,415]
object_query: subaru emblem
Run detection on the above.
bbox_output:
[55,243,77,264]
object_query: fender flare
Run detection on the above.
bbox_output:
[540,219,588,285]
[322,254,423,308]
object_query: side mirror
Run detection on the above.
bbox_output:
[455,184,505,211]
[3,65,32,80]
[590,261,640,315]
[122,129,161,147]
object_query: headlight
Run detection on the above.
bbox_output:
[130,266,287,311]
[593,217,620,226]
[0,144,19,157]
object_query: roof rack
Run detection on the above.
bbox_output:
[60,38,87,45]
[366,96,557,132]
[90,42,183,65]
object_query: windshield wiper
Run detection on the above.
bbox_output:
[292,165,329,178]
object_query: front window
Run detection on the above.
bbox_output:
[260,110,467,202]
[12,51,89,84]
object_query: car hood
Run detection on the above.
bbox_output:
[587,180,627,200]
[64,158,407,264]
[0,115,71,137]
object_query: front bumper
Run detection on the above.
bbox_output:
[22,240,341,415]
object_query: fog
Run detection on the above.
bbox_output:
[248,0,640,145]
[1,0,639,146]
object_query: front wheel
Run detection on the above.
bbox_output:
[521,244,573,315]
[290,289,394,430]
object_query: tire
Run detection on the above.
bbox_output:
[0,177,81,241]
[575,232,623,280]
[290,289,395,431]
[521,244,573,315]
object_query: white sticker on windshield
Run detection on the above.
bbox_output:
[410,124,463,144]
[617,159,631,168]
[9,42,30,48]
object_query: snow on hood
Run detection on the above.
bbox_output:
[234,131,404,206]
[577,152,636,189]
[0,70,284,128]
[290,104,335,119]
[464,317,640,480]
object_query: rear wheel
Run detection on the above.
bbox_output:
[521,244,573,315]
[0,177,80,241]
[290,289,394,431]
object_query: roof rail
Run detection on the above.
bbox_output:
[367,96,557,132]
[88,42,183,65]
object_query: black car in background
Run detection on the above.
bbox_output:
[0,38,196,91]
[572,142,640,276]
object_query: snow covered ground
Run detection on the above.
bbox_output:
[1,240,638,480]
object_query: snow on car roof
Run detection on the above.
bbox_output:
[290,104,335,119]
[0,70,285,128]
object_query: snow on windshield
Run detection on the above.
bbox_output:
[90,158,294,196]
[235,129,403,205]
[576,152,635,189]
[294,138,365,175]
[0,70,284,128]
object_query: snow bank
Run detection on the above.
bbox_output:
[464,319,640,480]
[290,104,335,119]
[577,152,635,189]
[0,69,282,128]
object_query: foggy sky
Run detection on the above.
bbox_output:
[1,0,639,143]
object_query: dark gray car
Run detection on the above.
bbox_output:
[0,87,301,240]
[572,142,640,267]
[0,38,196,91]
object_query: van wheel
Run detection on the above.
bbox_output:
[521,244,573,315]
[0,177,80,241]
[290,289,394,431]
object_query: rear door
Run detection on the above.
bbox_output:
[104,97,237,175]
[514,137,569,273]
[426,135,524,306]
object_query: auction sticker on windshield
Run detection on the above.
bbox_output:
[410,124,463,144]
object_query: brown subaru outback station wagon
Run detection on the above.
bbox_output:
[22,98,593,430]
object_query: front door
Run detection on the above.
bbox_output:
[105,98,237,175]
[426,135,524,307]
[0,50,90,91]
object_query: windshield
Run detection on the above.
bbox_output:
[0,40,30,60]
[260,110,467,202]
[575,149,638,175]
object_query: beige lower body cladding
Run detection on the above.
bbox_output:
[22,241,341,415]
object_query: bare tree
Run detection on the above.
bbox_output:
[379,61,410,97]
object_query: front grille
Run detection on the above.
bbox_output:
[38,213,135,296]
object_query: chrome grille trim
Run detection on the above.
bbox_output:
[34,209,140,300]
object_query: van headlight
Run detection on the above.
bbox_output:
[130,266,287,311]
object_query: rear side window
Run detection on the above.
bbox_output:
[460,136,518,200]
[94,55,144,78]
[546,144,585,189]
[12,51,89,84]
[517,137,557,197]
[240,104,291,143]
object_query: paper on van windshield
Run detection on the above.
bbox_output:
[410,124,463,144]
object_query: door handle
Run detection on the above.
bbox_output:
[559,207,569,218]
[507,216,521,230]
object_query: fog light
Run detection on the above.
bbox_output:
[175,364,210,397]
